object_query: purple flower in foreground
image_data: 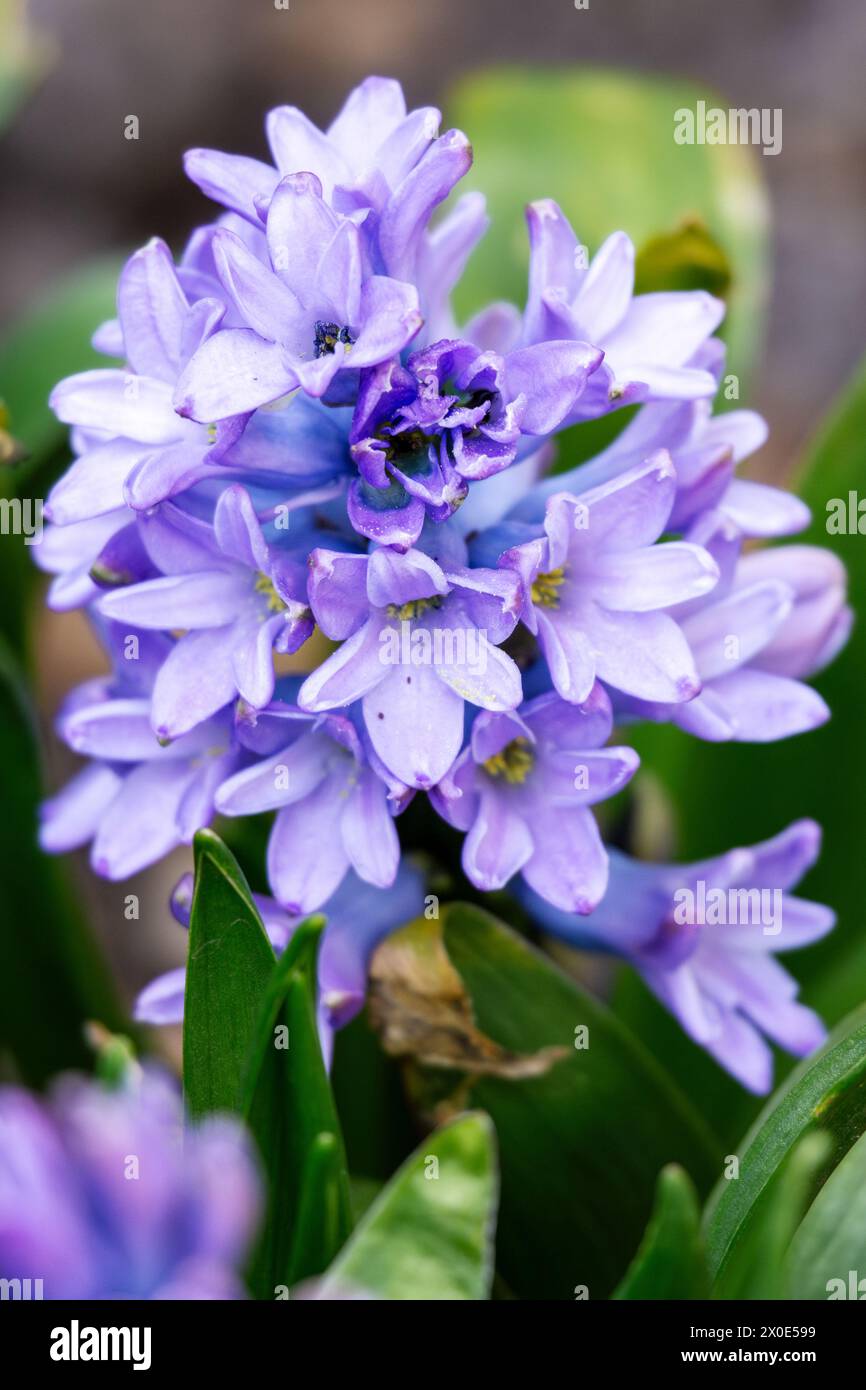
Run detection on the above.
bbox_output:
[347,335,602,548]
[512,342,811,540]
[96,486,313,738]
[498,453,719,704]
[615,516,849,741]
[214,702,405,913]
[520,820,834,1093]
[299,545,522,788]
[47,238,246,520]
[39,624,238,879]
[431,685,638,912]
[518,201,725,416]
[173,174,421,417]
[0,1068,260,1299]
[136,862,425,1066]
[185,75,457,233]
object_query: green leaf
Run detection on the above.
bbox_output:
[0,258,121,651]
[387,903,718,1299]
[319,1112,498,1301]
[241,918,352,1296]
[703,1004,866,1294]
[448,66,769,387]
[0,635,125,1083]
[613,1164,709,1300]
[182,830,277,1120]
[713,1132,831,1300]
[786,1128,866,1299]
[0,258,121,486]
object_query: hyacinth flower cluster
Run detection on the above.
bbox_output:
[38,76,851,1094]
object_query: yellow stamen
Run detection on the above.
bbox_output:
[531,567,566,609]
[385,596,443,621]
[254,572,287,614]
[482,736,534,785]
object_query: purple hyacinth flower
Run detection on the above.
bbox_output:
[173,173,422,418]
[514,202,724,417]
[39,623,239,879]
[498,453,719,704]
[298,544,523,788]
[519,821,835,1093]
[347,335,602,548]
[614,514,849,741]
[185,76,449,223]
[512,341,810,540]
[214,701,406,913]
[96,486,313,738]
[0,1068,260,1299]
[431,685,638,912]
[135,861,425,1067]
[47,238,249,519]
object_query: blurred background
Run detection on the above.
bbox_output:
[1,0,864,1069]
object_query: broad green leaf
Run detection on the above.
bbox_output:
[319,1112,498,1301]
[331,1008,420,1182]
[703,1004,866,1292]
[0,258,121,486]
[0,635,125,1083]
[448,67,769,388]
[379,903,718,1300]
[182,830,277,1119]
[242,919,352,1296]
[613,1164,709,1300]
[0,259,121,650]
[612,968,765,1153]
[623,354,866,1030]
[712,1132,830,1300]
[786,1128,866,1300]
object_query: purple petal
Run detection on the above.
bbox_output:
[462,789,534,891]
[184,147,279,220]
[51,370,181,444]
[213,228,305,343]
[267,783,351,913]
[504,340,603,434]
[379,129,472,281]
[340,765,400,887]
[98,570,247,629]
[151,630,238,739]
[118,238,189,382]
[363,661,464,789]
[349,276,422,368]
[174,330,294,420]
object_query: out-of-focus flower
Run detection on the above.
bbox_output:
[0,1068,260,1299]
[520,820,835,1093]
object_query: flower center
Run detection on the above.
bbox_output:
[482,736,535,785]
[254,572,287,613]
[384,427,434,464]
[314,320,355,358]
[385,596,443,621]
[531,567,566,609]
